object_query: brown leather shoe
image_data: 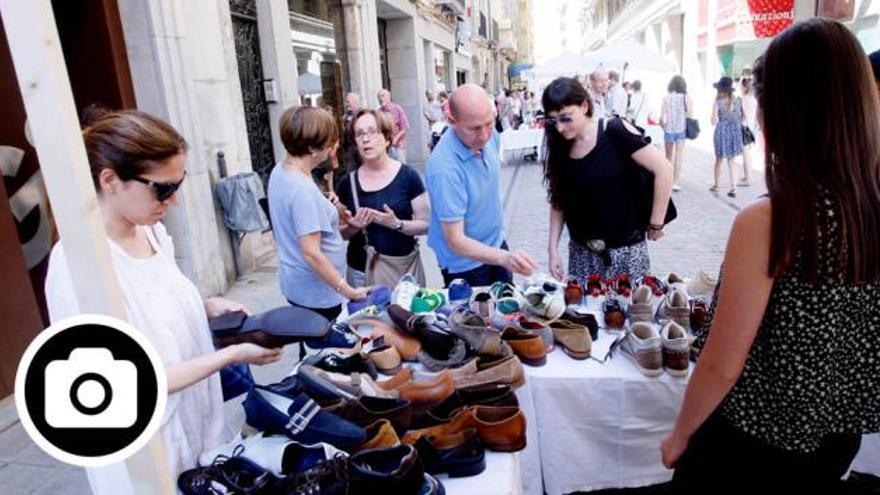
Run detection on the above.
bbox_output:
[356,419,401,451]
[501,326,547,366]
[412,357,478,383]
[454,355,525,389]
[367,340,403,376]
[396,370,456,415]
[351,318,421,361]
[403,405,526,452]
[550,320,591,360]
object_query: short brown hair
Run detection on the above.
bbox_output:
[82,109,187,189]
[279,106,339,157]
[352,108,394,151]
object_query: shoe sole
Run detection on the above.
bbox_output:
[518,354,547,367]
[443,456,487,478]
[485,439,527,452]
[665,366,689,377]
[375,363,403,376]
[562,347,590,360]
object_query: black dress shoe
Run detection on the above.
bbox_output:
[410,385,518,430]
[413,429,486,478]
[279,445,425,495]
[303,351,378,379]
[323,395,413,434]
[178,454,278,495]
[211,306,330,349]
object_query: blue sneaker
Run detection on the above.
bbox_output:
[243,386,366,450]
[447,278,473,304]
[304,322,361,352]
[347,285,393,315]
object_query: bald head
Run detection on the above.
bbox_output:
[448,84,495,151]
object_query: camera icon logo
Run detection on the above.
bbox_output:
[15,315,166,467]
[45,348,138,429]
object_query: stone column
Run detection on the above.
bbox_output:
[117,0,229,295]
[385,15,429,165]
[340,0,382,105]
[256,0,299,165]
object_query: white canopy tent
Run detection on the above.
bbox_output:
[582,40,677,73]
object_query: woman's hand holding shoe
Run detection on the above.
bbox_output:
[227,343,283,366]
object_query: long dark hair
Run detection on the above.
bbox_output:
[541,77,592,209]
[755,18,880,283]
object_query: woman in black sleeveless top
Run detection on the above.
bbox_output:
[542,77,674,282]
[662,19,880,493]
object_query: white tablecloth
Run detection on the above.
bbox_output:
[499,129,544,164]
[852,433,880,477]
[516,343,689,495]
[444,452,522,495]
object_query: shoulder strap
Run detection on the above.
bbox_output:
[349,171,370,246]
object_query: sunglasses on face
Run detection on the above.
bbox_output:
[544,114,575,127]
[130,171,186,201]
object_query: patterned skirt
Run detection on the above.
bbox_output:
[568,239,651,283]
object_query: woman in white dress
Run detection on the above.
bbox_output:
[44,109,283,493]
[740,77,758,186]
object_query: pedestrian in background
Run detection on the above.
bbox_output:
[587,69,611,119]
[542,77,673,282]
[336,109,429,288]
[607,70,628,117]
[739,77,757,187]
[662,18,880,492]
[342,92,363,171]
[426,84,537,286]
[710,76,744,197]
[660,75,691,192]
[269,106,369,322]
[378,88,409,162]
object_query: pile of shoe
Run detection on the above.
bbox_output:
[578,271,717,378]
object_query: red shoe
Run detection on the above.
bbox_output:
[586,275,606,297]
[564,278,585,306]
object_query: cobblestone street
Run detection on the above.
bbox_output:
[501,141,767,283]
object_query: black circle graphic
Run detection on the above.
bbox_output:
[22,322,160,457]
[69,373,113,416]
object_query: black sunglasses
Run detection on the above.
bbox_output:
[544,114,575,127]
[130,172,186,201]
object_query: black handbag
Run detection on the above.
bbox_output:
[684,97,700,140]
[603,118,678,228]
[742,124,755,145]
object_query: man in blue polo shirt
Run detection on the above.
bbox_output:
[426,84,537,287]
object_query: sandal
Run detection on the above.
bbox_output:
[709,185,719,192]
[727,190,737,198]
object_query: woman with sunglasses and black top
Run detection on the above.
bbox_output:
[543,77,673,284]
[662,19,880,492]
[44,109,283,493]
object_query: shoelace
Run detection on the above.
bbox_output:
[189,447,271,495]
[291,452,349,495]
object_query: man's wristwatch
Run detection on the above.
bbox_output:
[394,221,405,232]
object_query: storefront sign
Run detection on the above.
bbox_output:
[716,0,795,43]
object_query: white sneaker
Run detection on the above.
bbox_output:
[630,285,655,323]
[620,322,663,377]
[391,273,420,310]
[661,321,690,377]
[656,288,691,329]
[686,270,717,298]
[197,432,343,477]
[666,273,689,296]
[523,281,566,321]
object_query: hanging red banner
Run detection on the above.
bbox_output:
[745,0,795,38]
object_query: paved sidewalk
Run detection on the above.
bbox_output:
[0,143,765,493]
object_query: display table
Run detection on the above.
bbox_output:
[852,434,880,477]
[444,452,522,495]
[499,128,544,164]
[515,333,689,495]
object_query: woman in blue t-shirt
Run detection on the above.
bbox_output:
[336,109,430,288]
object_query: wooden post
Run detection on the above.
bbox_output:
[0,1,174,493]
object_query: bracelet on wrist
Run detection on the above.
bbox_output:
[334,277,345,293]
[648,223,664,231]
